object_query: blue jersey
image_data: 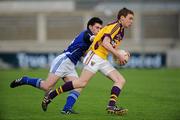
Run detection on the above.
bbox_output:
[64,29,93,65]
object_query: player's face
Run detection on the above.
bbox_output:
[89,23,102,35]
[122,14,134,28]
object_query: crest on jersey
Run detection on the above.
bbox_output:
[91,61,95,66]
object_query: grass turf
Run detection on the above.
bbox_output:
[0,68,180,120]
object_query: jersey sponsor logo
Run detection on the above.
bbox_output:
[110,40,116,48]
[114,34,122,41]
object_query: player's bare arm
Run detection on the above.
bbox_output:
[102,36,126,65]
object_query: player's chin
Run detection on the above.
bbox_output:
[126,24,132,28]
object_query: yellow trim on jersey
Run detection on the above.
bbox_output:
[90,20,123,60]
[84,51,94,65]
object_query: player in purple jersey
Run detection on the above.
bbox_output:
[41,8,134,116]
[10,17,103,114]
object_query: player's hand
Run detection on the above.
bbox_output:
[90,35,95,41]
[126,51,130,57]
[117,50,130,65]
[117,52,126,65]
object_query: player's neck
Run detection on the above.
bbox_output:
[118,20,124,28]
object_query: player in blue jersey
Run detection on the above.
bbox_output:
[10,17,103,114]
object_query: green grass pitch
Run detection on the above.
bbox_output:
[0,68,180,120]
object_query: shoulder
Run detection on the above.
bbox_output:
[83,29,93,42]
[83,29,93,38]
[75,30,89,39]
[84,29,93,36]
[107,20,119,27]
[103,20,120,34]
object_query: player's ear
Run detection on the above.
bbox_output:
[120,16,125,21]
[88,25,93,30]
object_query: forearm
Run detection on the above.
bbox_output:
[102,36,119,57]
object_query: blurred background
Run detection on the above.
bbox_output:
[0,0,180,69]
[1,2,180,120]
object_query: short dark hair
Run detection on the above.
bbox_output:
[117,7,134,20]
[87,17,103,29]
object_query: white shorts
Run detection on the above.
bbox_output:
[83,51,115,75]
[50,53,78,78]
